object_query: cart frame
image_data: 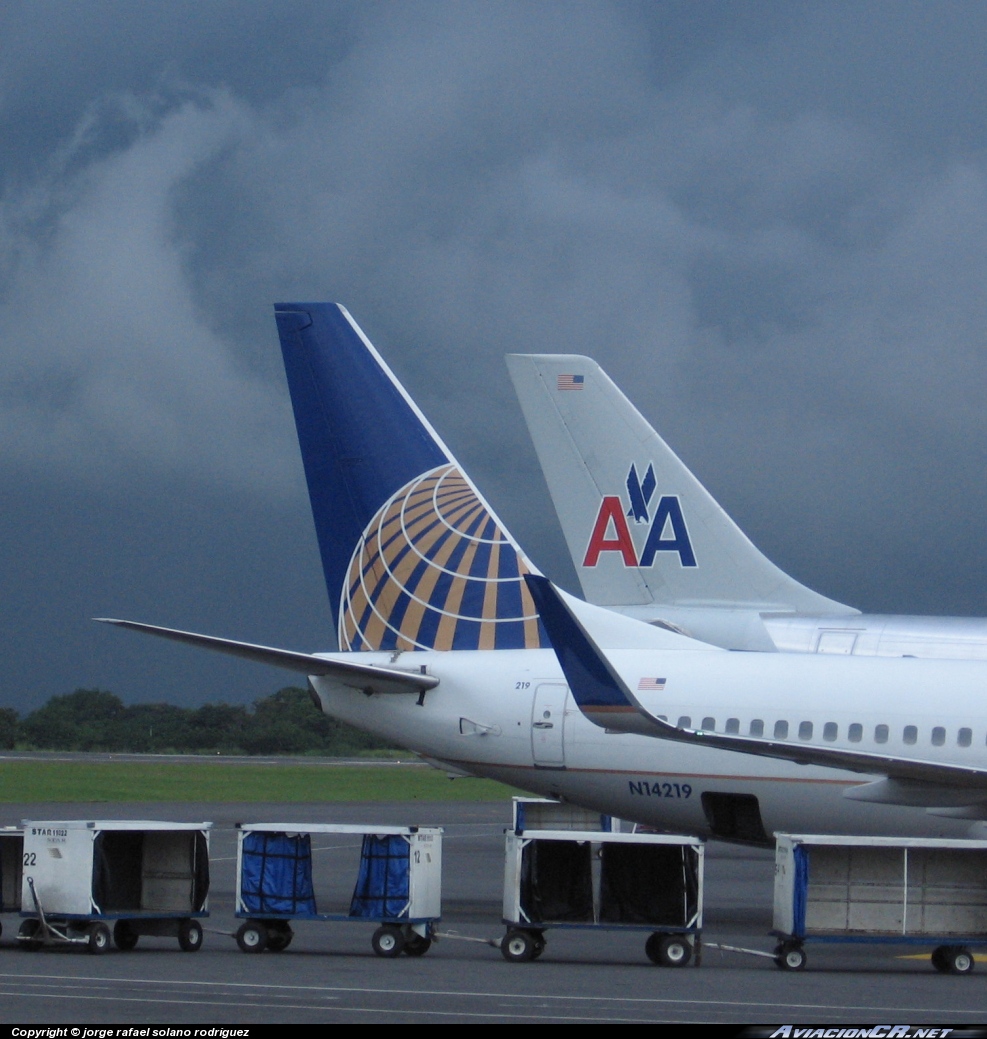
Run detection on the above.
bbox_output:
[502,828,704,965]
[234,822,443,957]
[771,833,987,973]
[18,819,211,953]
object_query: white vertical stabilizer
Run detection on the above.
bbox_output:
[507,353,853,618]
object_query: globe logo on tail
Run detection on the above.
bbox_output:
[340,464,544,652]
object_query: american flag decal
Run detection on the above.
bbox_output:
[557,374,584,391]
[637,677,666,691]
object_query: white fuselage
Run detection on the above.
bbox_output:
[311,647,987,844]
[620,606,987,660]
[766,613,987,660]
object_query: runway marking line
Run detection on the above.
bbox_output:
[0,989,695,1022]
[0,973,981,1016]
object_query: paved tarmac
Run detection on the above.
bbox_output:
[0,801,984,1025]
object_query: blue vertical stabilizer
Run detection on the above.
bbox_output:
[274,303,545,652]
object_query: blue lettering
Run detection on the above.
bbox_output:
[639,496,697,568]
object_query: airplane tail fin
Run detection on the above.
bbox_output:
[275,304,545,652]
[507,354,852,616]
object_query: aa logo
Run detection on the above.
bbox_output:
[583,463,697,568]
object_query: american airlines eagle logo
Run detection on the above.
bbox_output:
[583,463,697,569]
[340,464,544,652]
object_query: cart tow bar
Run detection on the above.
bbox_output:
[25,877,51,942]
[703,940,778,960]
[22,877,87,946]
[432,930,502,948]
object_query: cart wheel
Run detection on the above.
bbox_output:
[403,933,432,957]
[645,932,663,965]
[372,925,406,958]
[235,921,268,953]
[531,933,546,960]
[266,923,293,953]
[775,941,806,971]
[657,935,692,968]
[113,921,139,951]
[178,919,203,952]
[501,929,538,963]
[87,923,111,955]
[934,946,974,975]
[18,919,42,951]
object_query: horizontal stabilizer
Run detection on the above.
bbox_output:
[524,576,987,800]
[94,619,437,695]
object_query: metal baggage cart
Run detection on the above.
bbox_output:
[18,820,211,953]
[772,833,987,973]
[0,827,24,938]
[502,828,704,965]
[234,822,443,956]
[511,797,619,833]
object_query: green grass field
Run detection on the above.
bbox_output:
[0,760,524,802]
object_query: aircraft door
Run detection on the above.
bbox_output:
[531,683,568,768]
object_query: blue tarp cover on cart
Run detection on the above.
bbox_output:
[349,835,410,919]
[792,843,809,936]
[241,832,317,914]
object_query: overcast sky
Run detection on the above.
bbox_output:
[2,1,986,711]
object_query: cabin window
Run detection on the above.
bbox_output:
[848,723,862,743]
[903,725,917,745]
[750,719,764,737]
[823,722,838,741]
[774,720,789,739]
[875,724,889,744]
[798,721,813,740]
[959,727,972,748]
[701,717,716,731]
[677,716,691,729]
[931,726,946,746]
[725,718,740,734]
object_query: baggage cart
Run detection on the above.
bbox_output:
[502,828,704,965]
[18,820,211,953]
[234,822,442,956]
[772,833,987,973]
[0,827,24,938]
[511,797,618,833]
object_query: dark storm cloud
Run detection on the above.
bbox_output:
[1,1,985,709]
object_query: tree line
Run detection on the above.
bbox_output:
[0,687,394,756]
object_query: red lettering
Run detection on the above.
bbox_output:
[583,496,637,567]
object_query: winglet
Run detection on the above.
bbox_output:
[522,574,670,737]
[522,579,987,797]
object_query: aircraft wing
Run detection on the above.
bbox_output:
[523,576,987,801]
[95,618,438,696]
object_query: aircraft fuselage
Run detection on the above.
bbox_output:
[311,647,987,844]
[619,605,987,660]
